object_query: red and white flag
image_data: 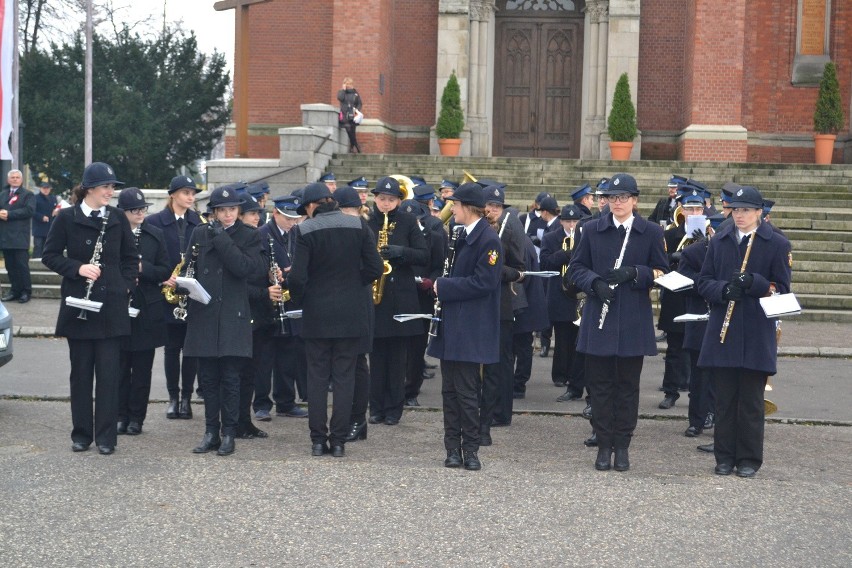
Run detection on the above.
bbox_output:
[0,0,14,160]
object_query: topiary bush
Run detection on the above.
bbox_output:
[814,61,844,134]
[607,72,637,142]
[436,71,465,139]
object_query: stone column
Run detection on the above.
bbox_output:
[601,0,641,159]
[467,0,496,156]
[433,0,472,155]
[580,0,610,158]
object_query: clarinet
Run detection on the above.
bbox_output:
[428,225,464,338]
[268,234,291,336]
[128,226,142,317]
[77,210,111,320]
[598,225,631,330]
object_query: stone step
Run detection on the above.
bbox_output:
[790,280,852,294]
[788,240,852,252]
[795,293,852,310]
[787,250,852,262]
[794,260,852,274]
[785,309,852,323]
[782,229,852,243]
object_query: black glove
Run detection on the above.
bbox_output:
[593,278,614,303]
[549,250,570,266]
[531,237,542,248]
[604,266,637,285]
[380,245,405,260]
[722,284,744,301]
[730,271,754,290]
[207,220,224,237]
[691,228,707,243]
[670,251,683,265]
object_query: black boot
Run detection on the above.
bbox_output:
[463,450,482,471]
[345,422,367,442]
[192,432,221,453]
[444,448,462,468]
[178,398,193,419]
[217,435,235,456]
[614,448,630,471]
[166,398,179,419]
[584,432,598,447]
[595,447,612,471]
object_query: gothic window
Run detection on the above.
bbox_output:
[505,0,576,11]
[792,0,832,85]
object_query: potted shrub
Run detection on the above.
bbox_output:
[607,72,637,160]
[813,61,844,165]
[436,71,465,156]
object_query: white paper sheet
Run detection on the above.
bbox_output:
[524,271,560,278]
[760,293,801,318]
[393,314,433,322]
[655,271,694,292]
[673,312,709,322]
[175,277,211,305]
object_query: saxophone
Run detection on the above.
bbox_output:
[162,255,185,304]
[173,244,198,321]
[372,212,393,305]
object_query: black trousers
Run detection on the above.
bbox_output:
[67,337,121,447]
[685,348,714,429]
[481,321,514,428]
[441,360,481,452]
[568,351,587,397]
[292,336,308,402]
[2,248,31,295]
[350,353,370,425]
[342,122,360,152]
[118,349,155,425]
[198,356,244,437]
[369,336,408,421]
[252,328,301,413]
[711,367,767,470]
[404,332,428,400]
[586,354,643,450]
[306,338,359,446]
[552,321,579,386]
[512,331,533,395]
[33,236,47,259]
[163,323,198,400]
[662,331,690,396]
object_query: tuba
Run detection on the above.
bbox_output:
[372,212,393,304]
[389,175,416,201]
[439,171,476,225]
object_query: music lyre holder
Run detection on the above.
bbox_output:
[66,296,103,315]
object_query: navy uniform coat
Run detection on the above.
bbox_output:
[33,192,58,238]
[146,206,202,324]
[540,227,577,322]
[513,237,550,334]
[570,213,668,357]
[697,222,791,375]
[366,206,429,338]
[492,209,526,322]
[677,238,710,352]
[0,185,36,249]
[658,223,687,333]
[42,205,139,339]
[124,222,171,351]
[289,210,384,339]
[182,220,263,359]
[427,218,503,364]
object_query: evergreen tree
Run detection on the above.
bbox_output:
[436,71,464,139]
[814,62,844,134]
[607,73,637,142]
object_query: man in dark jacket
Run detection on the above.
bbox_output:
[289,183,384,458]
[1,169,36,302]
[32,182,59,258]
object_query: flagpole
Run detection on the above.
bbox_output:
[85,0,93,165]
[10,0,19,169]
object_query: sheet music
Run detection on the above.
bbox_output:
[393,314,433,322]
[673,312,709,322]
[655,271,694,292]
[175,277,211,305]
[284,310,303,319]
[523,271,560,278]
[760,293,801,318]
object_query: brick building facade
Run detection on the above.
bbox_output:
[225,0,851,164]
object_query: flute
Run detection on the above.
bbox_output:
[428,225,463,338]
[719,232,755,343]
[598,225,631,330]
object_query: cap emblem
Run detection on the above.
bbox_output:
[613,178,620,186]
[250,196,257,202]
[493,189,500,196]
[222,190,229,197]
[385,182,391,189]
[136,192,143,200]
[736,189,744,196]
[106,166,113,175]
[185,177,192,184]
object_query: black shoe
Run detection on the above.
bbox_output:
[311,442,329,456]
[540,345,550,357]
[512,391,525,399]
[697,443,715,453]
[463,450,481,471]
[17,293,30,304]
[703,413,715,430]
[613,448,630,471]
[98,445,115,455]
[345,422,368,442]
[595,447,612,471]
[192,433,221,454]
[384,417,400,426]
[658,395,678,410]
[166,398,179,419]
[195,388,204,400]
[655,332,667,342]
[178,398,193,419]
[491,420,510,428]
[584,433,598,447]
[582,403,593,421]
[216,435,235,456]
[1,292,18,301]
[72,442,90,453]
[424,361,437,370]
[126,422,142,436]
[368,415,385,425]
[736,465,757,478]
[444,448,462,468]
[684,425,702,437]
[556,389,582,402]
[236,427,268,439]
[117,421,128,435]
[552,380,566,387]
[715,463,734,476]
[404,398,420,407]
[331,445,345,457]
[479,431,492,447]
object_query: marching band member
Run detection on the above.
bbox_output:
[147,175,203,419]
[426,182,503,471]
[116,188,171,436]
[42,162,139,455]
[289,183,384,457]
[185,186,264,457]
[366,177,428,426]
[569,173,668,472]
[697,186,791,478]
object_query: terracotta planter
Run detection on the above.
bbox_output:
[814,133,837,165]
[609,141,634,161]
[438,138,462,156]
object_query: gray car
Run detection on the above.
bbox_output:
[0,299,13,368]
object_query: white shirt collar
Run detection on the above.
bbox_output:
[80,202,105,218]
[613,214,634,231]
[464,217,481,235]
[736,228,755,243]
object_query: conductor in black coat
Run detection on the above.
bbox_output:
[184,186,264,457]
[116,189,171,435]
[289,183,384,457]
[42,162,139,454]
